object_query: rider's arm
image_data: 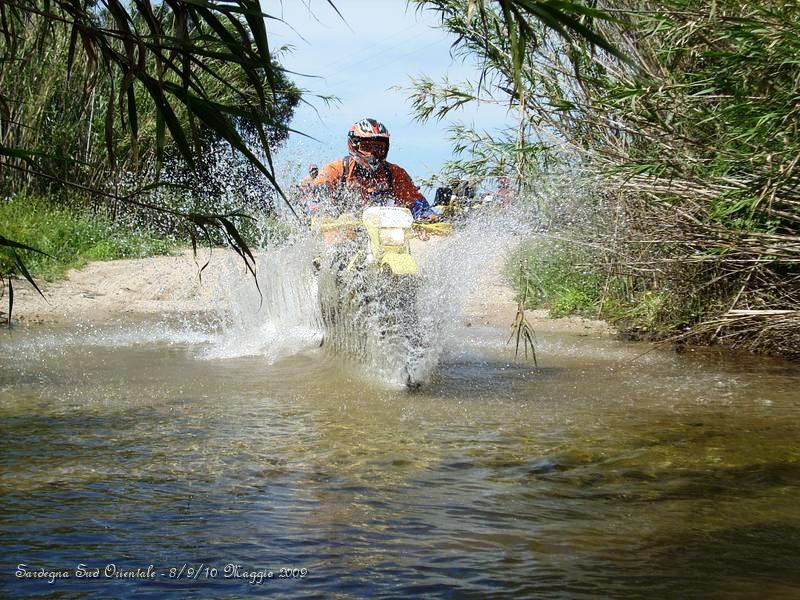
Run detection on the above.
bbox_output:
[311,160,345,191]
[296,175,313,194]
[389,164,425,207]
[390,165,437,219]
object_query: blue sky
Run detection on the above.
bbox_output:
[265,0,510,195]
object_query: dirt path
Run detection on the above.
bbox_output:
[8,250,231,324]
[7,245,612,336]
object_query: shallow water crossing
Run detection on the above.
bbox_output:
[1,317,799,598]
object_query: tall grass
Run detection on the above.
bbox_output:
[414,0,800,358]
[511,240,604,318]
[0,195,177,281]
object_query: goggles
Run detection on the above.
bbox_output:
[355,138,388,159]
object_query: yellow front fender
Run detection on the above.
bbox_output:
[381,253,418,276]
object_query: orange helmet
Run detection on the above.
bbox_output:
[347,118,390,172]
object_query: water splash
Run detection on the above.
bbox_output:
[314,237,432,387]
[200,232,325,362]
[130,142,575,385]
[192,190,543,387]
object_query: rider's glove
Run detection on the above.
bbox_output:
[410,198,435,221]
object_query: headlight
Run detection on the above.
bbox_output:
[379,228,406,246]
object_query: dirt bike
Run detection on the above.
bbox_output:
[434,183,485,222]
[312,207,433,387]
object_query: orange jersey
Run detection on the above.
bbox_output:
[310,157,425,207]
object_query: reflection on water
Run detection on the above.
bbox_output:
[1,322,799,598]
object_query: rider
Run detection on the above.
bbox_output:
[296,163,319,195]
[309,118,436,220]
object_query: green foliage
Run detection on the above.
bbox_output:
[509,235,712,334]
[0,5,301,195]
[511,239,604,318]
[415,0,800,231]
[0,0,306,288]
[590,2,800,229]
[0,1,301,188]
[419,0,800,353]
[614,290,671,332]
[0,195,176,280]
[410,0,617,185]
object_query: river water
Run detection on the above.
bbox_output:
[1,316,799,598]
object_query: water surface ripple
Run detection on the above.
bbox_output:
[1,323,799,598]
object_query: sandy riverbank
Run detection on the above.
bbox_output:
[5,245,613,337]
